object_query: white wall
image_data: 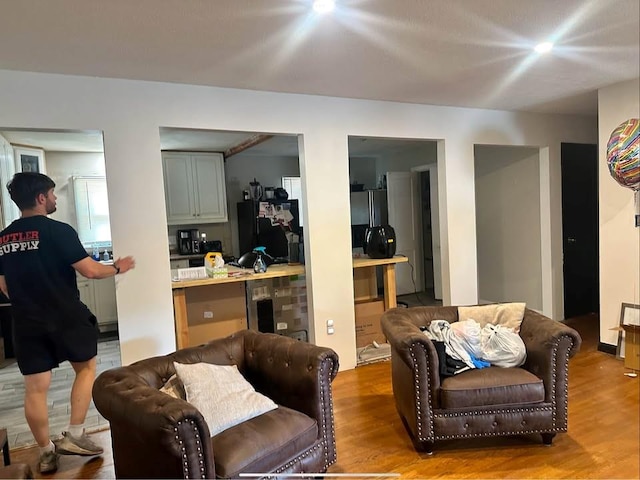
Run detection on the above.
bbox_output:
[377,142,438,175]
[598,78,640,347]
[348,156,377,189]
[44,151,106,229]
[0,69,597,369]
[475,146,542,310]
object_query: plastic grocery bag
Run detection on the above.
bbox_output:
[451,319,483,358]
[480,324,526,367]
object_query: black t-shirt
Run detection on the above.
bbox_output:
[0,216,92,336]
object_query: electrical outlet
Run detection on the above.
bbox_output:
[276,322,288,331]
[203,311,213,319]
[327,319,335,335]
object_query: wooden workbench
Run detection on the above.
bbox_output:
[171,256,408,348]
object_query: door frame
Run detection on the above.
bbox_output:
[411,163,442,300]
[387,170,423,295]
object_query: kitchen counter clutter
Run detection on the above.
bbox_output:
[171,264,305,288]
[170,255,408,349]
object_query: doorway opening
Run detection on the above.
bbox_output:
[0,127,118,448]
[560,142,599,320]
[159,127,312,345]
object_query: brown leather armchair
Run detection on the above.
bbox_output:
[381,306,581,453]
[93,330,339,479]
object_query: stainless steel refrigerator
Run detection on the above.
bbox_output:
[350,189,388,249]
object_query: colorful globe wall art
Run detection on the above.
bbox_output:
[606,118,639,191]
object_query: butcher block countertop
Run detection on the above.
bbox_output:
[171,264,305,289]
[170,256,408,289]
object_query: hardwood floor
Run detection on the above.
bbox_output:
[9,313,639,479]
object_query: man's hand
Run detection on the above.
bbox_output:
[113,256,135,274]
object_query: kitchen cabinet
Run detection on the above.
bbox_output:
[162,152,228,224]
[77,274,118,332]
[77,279,95,315]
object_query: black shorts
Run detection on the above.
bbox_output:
[14,315,99,375]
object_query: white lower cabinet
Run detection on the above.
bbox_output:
[78,275,118,332]
[77,279,95,314]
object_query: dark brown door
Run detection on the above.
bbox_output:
[561,143,599,319]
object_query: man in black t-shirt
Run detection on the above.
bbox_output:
[0,173,135,473]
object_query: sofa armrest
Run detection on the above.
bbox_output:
[519,309,582,379]
[381,308,444,442]
[381,310,437,366]
[240,331,339,465]
[93,367,215,479]
[518,309,582,428]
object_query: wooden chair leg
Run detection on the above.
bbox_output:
[541,432,556,446]
[0,428,9,465]
[399,415,435,454]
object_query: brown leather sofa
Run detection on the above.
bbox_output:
[93,330,339,479]
[381,306,581,453]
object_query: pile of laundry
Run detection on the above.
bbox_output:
[422,319,526,377]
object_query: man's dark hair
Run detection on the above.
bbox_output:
[7,172,56,211]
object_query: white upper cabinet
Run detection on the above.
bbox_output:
[162,152,228,224]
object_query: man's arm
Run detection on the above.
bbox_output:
[73,256,135,279]
[0,275,8,298]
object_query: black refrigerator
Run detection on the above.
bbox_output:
[237,199,300,259]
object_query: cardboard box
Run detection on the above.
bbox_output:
[185,282,247,346]
[622,324,640,371]
[353,267,378,302]
[355,299,386,348]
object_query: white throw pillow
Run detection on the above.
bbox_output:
[458,303,526,333]
[173,362,277,436]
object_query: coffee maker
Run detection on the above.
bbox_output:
[177,229,201,255]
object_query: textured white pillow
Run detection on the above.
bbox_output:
[173,362,277,436]
[458,303,526,333]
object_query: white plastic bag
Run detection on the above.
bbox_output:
[479,324,526,367]
[451,319,483,358]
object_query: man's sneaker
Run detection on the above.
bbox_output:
[39,450,59,473]
[55,430,104,456]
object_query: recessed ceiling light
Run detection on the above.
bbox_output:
[313,0,335,14]
[534,42,554,54]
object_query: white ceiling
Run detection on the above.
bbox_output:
[1,1,638,155]
[0,0,637,117]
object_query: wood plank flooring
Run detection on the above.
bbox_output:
[8,313,639,479]
[0,340,121,449]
